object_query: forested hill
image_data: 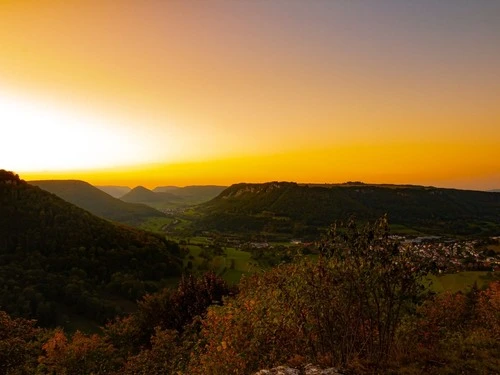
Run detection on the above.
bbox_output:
[30,179,164,225]
[199,182,500,236]
[121,185,181,205]
[0,170,182,327]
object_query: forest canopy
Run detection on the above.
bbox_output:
[0,170,182,326]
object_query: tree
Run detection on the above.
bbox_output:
[314,216,434,365]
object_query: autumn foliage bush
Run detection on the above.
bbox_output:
[188,264,310,374]
[396,281,500,374]
[123,326,198,375]
[0,311,46,375]
[38,329,120,374]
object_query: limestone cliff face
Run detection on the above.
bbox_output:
[254,364,343,375]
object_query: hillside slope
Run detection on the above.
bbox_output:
[1,170,182,327]
[121,185,192,209]
[154,185,227,205]
[95,185,131,198]
[30,180,164,225]
[198,182,500,236]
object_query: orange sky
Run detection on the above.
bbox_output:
[1,1,499,190]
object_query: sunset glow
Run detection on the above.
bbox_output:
[1,1,499,189]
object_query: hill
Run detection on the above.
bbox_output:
[120,185,182,208]
[29,180,163,225]
[1,170,182,327]
[197,182,500,237]
[95,185,131,198]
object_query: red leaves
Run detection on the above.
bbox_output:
[477,281,500,339]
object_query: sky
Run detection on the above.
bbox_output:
[1,0,499,190]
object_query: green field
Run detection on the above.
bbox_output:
[138,217,174,233]
[188,236,212,245]
[388,224,423,235]
[224,248,259,281]
[182,243,257,284]
[428,271,499,293]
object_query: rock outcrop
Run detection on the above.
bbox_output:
[255,364,343,375]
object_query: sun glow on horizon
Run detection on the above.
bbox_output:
[1,1,499,190]
[17,140,500,192]
[0,91,174,172]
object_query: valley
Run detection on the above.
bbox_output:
[2,169,500,374]
[28,175,500,290]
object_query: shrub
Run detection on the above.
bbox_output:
[38,329,120,374]
[190,217,434,373]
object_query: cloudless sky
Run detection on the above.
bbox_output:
[1,0,499,189]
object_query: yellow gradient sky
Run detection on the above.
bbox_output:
[1,1,499,189]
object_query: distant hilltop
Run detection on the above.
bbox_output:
[29,179,164,225]
[27,179,227,214]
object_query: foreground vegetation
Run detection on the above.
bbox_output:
[1,217,499,374]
